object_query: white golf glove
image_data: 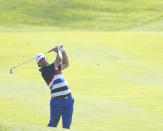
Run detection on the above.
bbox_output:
[57,45,65,53]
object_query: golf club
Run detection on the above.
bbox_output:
[9,50,52,75]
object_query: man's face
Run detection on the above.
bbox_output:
[38,57,49,67]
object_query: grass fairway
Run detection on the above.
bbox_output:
[0,31,163,131]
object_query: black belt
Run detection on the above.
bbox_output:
[52,93,72,100]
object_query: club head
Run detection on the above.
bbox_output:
[9,68,13,75]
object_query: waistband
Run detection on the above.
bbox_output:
[52,93,72,100]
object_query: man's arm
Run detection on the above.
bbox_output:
[51,46,63,69]
[57,45,69,71]
[61,49,69,71]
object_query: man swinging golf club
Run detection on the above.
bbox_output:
[35,45,74,129]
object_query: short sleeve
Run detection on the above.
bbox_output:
[40,63,55,83]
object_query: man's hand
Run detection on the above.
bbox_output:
[57,45,65,53]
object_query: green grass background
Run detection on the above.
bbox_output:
[0,0,163,131]
[0,0,163,31]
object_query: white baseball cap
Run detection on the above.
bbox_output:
[35,53,46,64]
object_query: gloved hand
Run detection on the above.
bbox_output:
[57,45,65,53]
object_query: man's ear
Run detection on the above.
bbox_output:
[44,57,48,62]
[38,62,41,67]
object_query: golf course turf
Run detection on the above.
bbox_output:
[1,31,163,131]
[0,0,163,130]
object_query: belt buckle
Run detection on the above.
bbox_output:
[65,96,69,99]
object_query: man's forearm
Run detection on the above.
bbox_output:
[56,49,63,63]
[57,45,69,70]
[62,50,69,66]
[54,48,63,69]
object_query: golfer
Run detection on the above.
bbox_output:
[35,45,74,129]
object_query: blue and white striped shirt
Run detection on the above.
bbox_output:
[40,63,71,98]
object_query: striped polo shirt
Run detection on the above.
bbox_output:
[40,63,71,98]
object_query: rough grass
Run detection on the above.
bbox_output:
[0,0,163,31]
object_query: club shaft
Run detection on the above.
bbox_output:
[12,57,35,69]
[11,50,51,70]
